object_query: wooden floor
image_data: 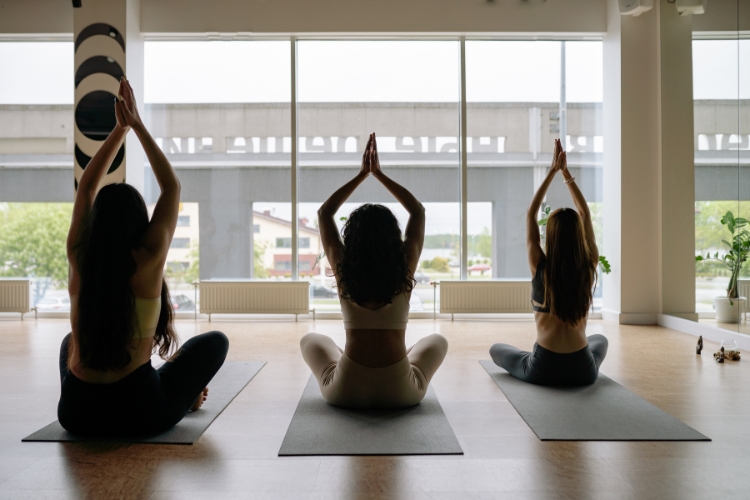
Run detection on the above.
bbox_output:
[0,317,748,499]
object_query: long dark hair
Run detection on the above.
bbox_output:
[74,183,177,371]
[544,208,597,326]
[336,203,415,305]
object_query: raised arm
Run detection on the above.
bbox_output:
[318,135,373,274]
[67,78,130,292]
[369,133,425,275]
[527,139,563,274]
[558,148,599,263]
[121,79,180,267]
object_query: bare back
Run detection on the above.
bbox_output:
[66,78,180,384]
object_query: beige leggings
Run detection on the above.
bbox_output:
[300,332,448,409]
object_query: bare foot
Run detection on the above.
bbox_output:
[190,387,209,411]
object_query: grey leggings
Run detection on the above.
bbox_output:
[490,334,608,386]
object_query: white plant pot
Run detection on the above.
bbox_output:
[713,296,747,323]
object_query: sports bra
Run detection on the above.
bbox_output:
[70,294,161,338]
[531,258,550,313]
[340,292,410,330]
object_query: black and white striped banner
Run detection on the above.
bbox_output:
[74,14,127,191]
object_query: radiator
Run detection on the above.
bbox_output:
[0,279,30,318]
[199,280,310,320]
[439,280,532,318]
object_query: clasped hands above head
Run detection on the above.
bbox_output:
[359,132,383,177]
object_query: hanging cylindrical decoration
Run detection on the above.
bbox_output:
[73,19,126,191]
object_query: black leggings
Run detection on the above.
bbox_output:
[489,334,608,386]
[57,331,229,436]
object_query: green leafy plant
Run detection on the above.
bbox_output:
[538,205,552,226]
[0,203,72,304]
[598,255,611,275]
[538,205,611,275]
[695,211,750,299]
[422,256,450,273]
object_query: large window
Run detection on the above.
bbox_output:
[1,38,606,316]
[297,41,460,312]
[0,42,74,310]
[145,41,292,300]
[693,39,749,328]
[466,41,604,306]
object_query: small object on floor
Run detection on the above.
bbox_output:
[696,336,703,355]
[713,347,741,362]
[724,349,741,361]
[716,347,725,363]
[719,339,741,361]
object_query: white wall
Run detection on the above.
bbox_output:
[0,0,606,35]
[692,0,750,32]
[0,0,73,35]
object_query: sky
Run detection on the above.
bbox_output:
[0,40,601,104]
[2,39,745,104]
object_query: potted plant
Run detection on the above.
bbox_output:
[695,211,750,323]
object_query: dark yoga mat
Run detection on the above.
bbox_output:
[22,361,266,444]
[480,360,710,441]
[278,375,463,456]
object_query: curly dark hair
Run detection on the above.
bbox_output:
[74,183,178,371]
[336,204,415,305]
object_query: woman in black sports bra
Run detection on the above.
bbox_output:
[489,139,608,386]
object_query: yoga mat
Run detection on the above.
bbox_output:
[22,361,265,444]
[278,375,463,456]
[480,360,710,441]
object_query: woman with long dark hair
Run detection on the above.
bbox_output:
[58,77,228,436]
[300,133,448,409]
[489,139,608,386]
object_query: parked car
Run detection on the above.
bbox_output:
[468,263,491,273]
[171,294,195,311]
[413,272,431,284]
[35,296,71,312]
[311,285,337,298]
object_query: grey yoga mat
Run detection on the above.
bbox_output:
[480,360,710,441]
[278,375,463,456]
[22,361,266,444]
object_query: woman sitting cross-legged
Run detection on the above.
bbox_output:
[490,139,608,386]
[58,77,228,436]
[300,133,448,409]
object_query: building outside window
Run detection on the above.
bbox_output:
[275,237,309,249]
[170,238,190,249]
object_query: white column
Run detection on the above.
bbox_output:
[73,0,144,194]
[602,0,698,324]
[660,3,697,320]
[602,0,662,324]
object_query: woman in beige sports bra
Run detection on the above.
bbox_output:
[300,133,448,409]
[57,78,228,436]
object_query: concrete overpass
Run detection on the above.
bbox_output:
[1,101,748,279]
